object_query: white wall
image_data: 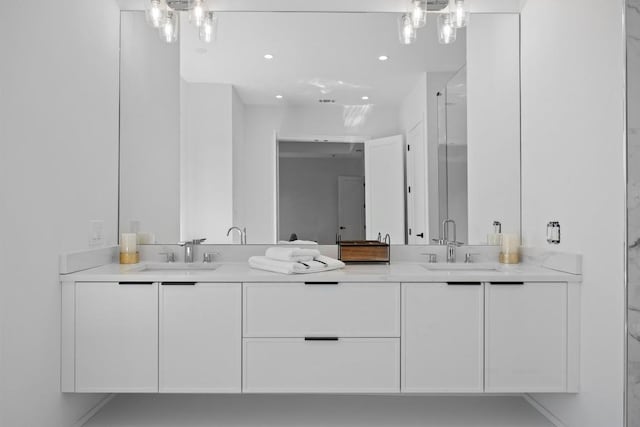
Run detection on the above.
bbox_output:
[180,82,234,243]
[120,11,180,242]
[520,0,626,426]
[0,1,120,426]
[279,157,364,244]
[467,14,521,243]
[237,104,401,243]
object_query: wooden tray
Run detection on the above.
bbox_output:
[338,240,390,263]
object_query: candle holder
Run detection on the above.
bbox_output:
[120,233,139,265]
[499,233,520,264]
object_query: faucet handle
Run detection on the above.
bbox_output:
[432,238,445,245]
[464,252,481,263]
[421,253,438,263]
[203,252,219,263]
[159,251,175,263]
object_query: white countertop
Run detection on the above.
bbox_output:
[60,262,581,283]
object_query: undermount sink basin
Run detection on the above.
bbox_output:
[422,263,499,272]
[139,263,218,272]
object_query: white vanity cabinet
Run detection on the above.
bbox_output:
[402,282,484,392]
[484,282,577,392]
[159,282,241,393]
[242,282,401,393]
[74,281,158,392]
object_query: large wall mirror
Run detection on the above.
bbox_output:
[119,10,520,245]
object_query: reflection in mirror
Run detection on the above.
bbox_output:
[118,11,520,245]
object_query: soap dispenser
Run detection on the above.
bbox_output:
[487,221,502,246]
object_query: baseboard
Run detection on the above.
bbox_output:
[523,394,567,427]
[72,394,116,427]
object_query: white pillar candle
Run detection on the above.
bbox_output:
[501,233,520,253]
[120,233,137,254]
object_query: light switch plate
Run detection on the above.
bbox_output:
[89,220,105,248]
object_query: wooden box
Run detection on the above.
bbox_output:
[338,241,390,263]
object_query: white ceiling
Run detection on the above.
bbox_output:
[180,12,466,106]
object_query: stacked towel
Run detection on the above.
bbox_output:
[276,240,319,245]
[249,255,345,275]
[265,247,321,262]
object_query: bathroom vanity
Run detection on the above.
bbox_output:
[60,261,580,395]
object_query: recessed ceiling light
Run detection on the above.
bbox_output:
[378,55,389,61]
[264,54,274,60]
[362,96,369,100]
[275,94,283,99]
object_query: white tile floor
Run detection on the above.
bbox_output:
[84,395,554,427]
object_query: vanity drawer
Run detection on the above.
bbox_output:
[242,338,400,393]
[243,282,400,337]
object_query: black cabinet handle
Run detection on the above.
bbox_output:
[490,282,524,285]
[305,337,339,341]
[118,282,154,285]
[447,282,481,286]
[304,281,339,285]
[162,282,196,286]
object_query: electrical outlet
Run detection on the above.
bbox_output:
[89,220,105,247]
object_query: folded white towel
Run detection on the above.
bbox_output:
[277,240,319,245]
[265,247,321,262]
[248,255,345,275]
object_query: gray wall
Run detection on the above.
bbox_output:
[278,157,364,244]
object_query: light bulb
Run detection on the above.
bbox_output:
[411,0,428,29]
[450,0,469,28]
[146,0,166,28]
[398,13,417,45]
[199,12,217,43]
[438,13,456,44]
[161,10,179,43]
[190,0,208,27]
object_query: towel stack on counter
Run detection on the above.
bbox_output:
[248,247,345,275]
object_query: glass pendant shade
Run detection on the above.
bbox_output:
[146,0,167,28]
[189,0,208,27]
[161,10,179,43]
[199,12,217,43]
[398,13,417,45]
[411,0,428,29]
[450,0,470,28]
[438,13,456,44]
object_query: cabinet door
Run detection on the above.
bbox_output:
[485,282,567,392]
[159,282,241,392]
[402,283,484,392]
[75,282,158,392]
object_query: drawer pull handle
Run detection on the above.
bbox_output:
[162,282,196,286]
[304,281,339,285]
[118,281,154,285]
[490,282,524,285]
[304,337,339,341]
[447,282,481,286]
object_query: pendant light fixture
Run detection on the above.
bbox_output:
[189,0,208,27]
[398,13,417,45]
[199,12,217,43]
[437,13,456,44]
[145,0,215,44]
[145,0,167,28]
[161,10,179,43]
[449,0,470,28]
[411,0,428,29]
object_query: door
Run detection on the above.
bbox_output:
[75,281,158,392]
[338,176,365,241]
[406,120,428,244]
[485,282,568,392]
[364,135,405,243]
[402,283,484,392]
[159,282,241,392]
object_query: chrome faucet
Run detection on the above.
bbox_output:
[436,219,462,263]
[227,226,247,245]
[180,238,206,263]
